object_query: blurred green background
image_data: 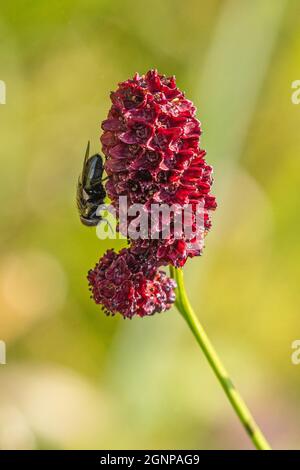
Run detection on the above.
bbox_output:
[0,0,300,450]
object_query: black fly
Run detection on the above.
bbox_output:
[77,141,108,227]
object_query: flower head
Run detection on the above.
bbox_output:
[88,248,176,318]
[101,70,216,223]
[88,70,217,317]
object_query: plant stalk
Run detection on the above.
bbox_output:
[170,266,271,450]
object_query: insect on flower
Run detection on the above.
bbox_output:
[77,141,109,227]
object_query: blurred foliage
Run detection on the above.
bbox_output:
[0,0,300,449]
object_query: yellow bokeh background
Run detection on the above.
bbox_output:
[0,0,300,449]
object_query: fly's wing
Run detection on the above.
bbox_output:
[83,141,90,172]
[76,177,82,207]
[77,141,90,215]
[78,141,91,188]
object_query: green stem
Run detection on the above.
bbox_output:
[170,266,271,450]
